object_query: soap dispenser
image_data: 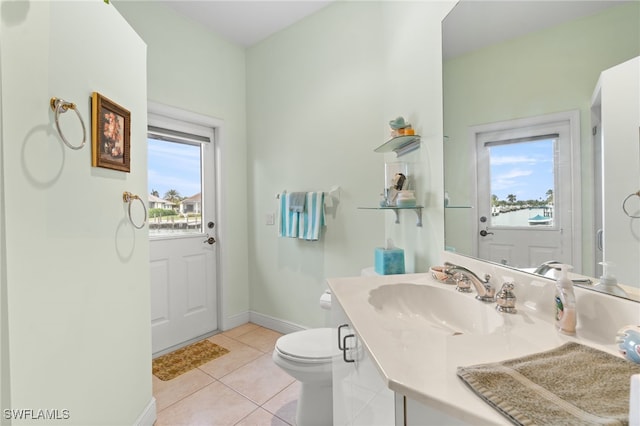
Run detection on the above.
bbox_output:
[552,264,576,335]
[594,261,628,297]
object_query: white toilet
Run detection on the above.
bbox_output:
[272,292,338,426]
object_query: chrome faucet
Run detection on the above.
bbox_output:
[443,262,495,302]
[532,260,561,275]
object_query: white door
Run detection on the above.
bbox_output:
[472,112,580,270]
[147,112,218,355]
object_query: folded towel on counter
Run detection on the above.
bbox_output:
[457,342,640,426]
[289,192,307,213]
[299,192,325,241]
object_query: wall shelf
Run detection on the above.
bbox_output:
[445,205,473,209]
[359,206,423,227]
[374,135,421,157]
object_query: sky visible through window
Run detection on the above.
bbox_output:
[489,139,554,202]
[148,138,201,199]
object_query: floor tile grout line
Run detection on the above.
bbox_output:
[154,375,220,416]
[154,324,294,425]
[231,405,261,426]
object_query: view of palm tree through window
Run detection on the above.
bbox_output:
[148,137,202,235]
[489,138,555,227]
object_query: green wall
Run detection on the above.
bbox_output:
[1,2,151,423]
[114,1,251,326]
[443,2,640,276]
[116,0,454,330]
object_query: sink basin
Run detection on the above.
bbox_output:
[368,283,504,335]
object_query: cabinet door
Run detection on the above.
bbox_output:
[332,298,396,426]
[405,397,472,425]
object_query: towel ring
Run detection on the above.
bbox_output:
[123,191,148,229]
[50,97,87,150]
[622,190,640,218]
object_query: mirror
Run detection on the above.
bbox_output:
[443,0,640,301]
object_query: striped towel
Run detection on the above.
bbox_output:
[278,192,325,240]
[278,192,299,238]
[299,192,325,241]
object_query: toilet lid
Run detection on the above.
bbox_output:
[275,328,339,361]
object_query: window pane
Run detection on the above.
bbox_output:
[148,137,202,236]
[489,138,555,227]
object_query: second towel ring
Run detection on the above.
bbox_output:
[50,97,87,150]
[622,190,640,218]
[123,191,148,229]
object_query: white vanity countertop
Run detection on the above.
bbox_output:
[327,271,627,425]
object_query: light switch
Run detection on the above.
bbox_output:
[265,213,275,225]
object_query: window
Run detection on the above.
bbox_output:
[147,125,210,236]
[487,136,556,227]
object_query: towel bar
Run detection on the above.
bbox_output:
[123,191,147,229]
[50,97,87,150]
[622,190,640,218]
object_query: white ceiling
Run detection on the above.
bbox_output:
[163,1,334,47]
[162,0,630,51]
[443,0,630,59]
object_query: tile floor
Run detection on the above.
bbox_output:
[153,323,300,426]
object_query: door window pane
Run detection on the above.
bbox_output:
[489,138,555,227]
[148,137,202,235]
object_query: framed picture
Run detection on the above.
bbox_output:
[91,92,131,172]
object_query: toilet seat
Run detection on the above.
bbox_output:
[275,328,339,364]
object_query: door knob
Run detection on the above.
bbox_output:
[203,235,216,244]
[480,229,494,237]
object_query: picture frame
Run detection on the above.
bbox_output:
[91,92,131,172]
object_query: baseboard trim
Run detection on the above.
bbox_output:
[249,311,307,334]
[223,311,250,331]
[134,397,156,426]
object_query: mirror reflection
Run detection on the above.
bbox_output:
[442,0,640,300]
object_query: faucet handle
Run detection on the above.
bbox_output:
[453,273,473,293]
[495,282,517,314]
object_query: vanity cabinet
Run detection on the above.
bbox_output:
[332,296,468,425]
[332,294,478,425]
[404,397,471,425]
[332,297,398,426]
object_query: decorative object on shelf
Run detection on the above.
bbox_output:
[616,325,640,364]
[383,162,410,207]
[50,97,87,150]
[374,116,421,157]
[396,190,416,208]
[388,116,413,137]
[122,191,147,229]
[92,92,131,172]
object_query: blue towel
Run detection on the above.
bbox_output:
[278,192,326,240]
[299,192,325,241]
[278,192,299,238]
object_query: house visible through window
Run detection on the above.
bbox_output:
[147,129,205,236]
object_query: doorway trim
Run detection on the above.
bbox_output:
[468,110,582,271]
[147,101,229,331]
